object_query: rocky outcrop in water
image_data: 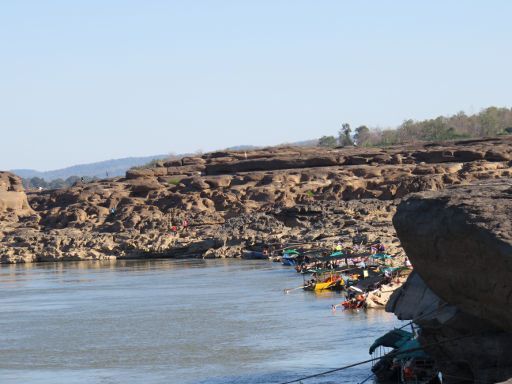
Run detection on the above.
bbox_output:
[2,136,512,263]
[388,182,512,383]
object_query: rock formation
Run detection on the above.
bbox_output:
[388,182,512,383]
[0,172,32,215]
[2,136,512,264]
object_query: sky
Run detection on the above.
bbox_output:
[1,1,511,170]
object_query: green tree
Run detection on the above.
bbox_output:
[48,179,66,189]
[29,177,47,189]
[354,125,370,146]
[379,130,399,146]
[338,123,353,146]
[478,107,501,136]
[318,135,337,147]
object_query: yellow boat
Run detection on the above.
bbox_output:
[314,276,345,291]
[314,281,334,291]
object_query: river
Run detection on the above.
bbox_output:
[0,259,402,384]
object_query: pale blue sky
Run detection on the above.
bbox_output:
[1,1,511,170]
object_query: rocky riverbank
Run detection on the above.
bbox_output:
[2,136,512,264]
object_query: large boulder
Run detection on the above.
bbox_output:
[393,182,512,332]
[0,172,33,216]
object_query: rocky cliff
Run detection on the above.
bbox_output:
[2,136,512,264]
[388,182,512,383]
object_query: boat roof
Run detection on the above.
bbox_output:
[370,253,393,260]
[369,329,412,354]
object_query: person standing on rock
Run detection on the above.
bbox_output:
[182,219,189,232]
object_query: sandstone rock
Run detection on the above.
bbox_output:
[393,182,512,332]
[125,168,155,179]
[0,172,33,217]
[163,159,182,167]
[182,157,206,166]
[4,136,512,265]
[205,156,339,175]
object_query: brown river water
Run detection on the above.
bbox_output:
[0,259,402,383]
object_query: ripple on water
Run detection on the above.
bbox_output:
[0,259,402,383]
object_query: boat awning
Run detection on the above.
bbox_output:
[381,266,407,274]
[283,249,300,256]
[316,252,363,261]
[394,339,429,359]
[369,329,413,354]
[370,253,393,260]
[353,274,384,291]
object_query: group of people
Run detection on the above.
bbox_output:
[169,219,190,235]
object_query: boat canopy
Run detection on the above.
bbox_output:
[283,249,300,256]
[381,266,407,274]
[316,251,364,261]
[370,253,393,260]
[353,274,384,291]
[394,339,429,359]
[369,329,413,354]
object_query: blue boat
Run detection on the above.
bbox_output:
[281,249,301,266]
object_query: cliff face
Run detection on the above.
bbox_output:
[2,136,512,263]
[389,182,512,383]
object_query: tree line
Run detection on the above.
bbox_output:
[318,106,512,148]
[23,176,98,190]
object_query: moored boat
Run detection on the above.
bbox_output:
[281,249,301,266]
[370,329,440,383]
[241,250,268,259]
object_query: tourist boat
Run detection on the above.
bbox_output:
[303,270,347,291]
[370,253,393,261]
[369,329,440,383]
[339,292,366,309]
[281,249,301,266]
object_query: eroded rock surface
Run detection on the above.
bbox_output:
[393,182,512,331]
[389,182,512,383]
[2,136,512,263]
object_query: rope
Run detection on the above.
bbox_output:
[357,372,375,384]
[278,356,378,384]
[277,332,481,384]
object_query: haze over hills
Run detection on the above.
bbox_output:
[11,155,168,181]
[10,142,318,181]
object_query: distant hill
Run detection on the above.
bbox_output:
[225,140,318,151]
[11,139,320,181]
[12,155,167,181]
